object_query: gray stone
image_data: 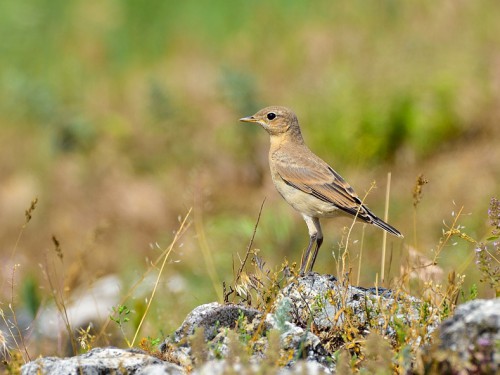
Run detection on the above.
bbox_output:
[139,363,185,374]
[439,298,500,366]
[169,302,262,342]
[160,298,333,372]
[275,272,440,341]
[192,359,331,374]
[24,275,500,374]
[266,313,330,369]
[21,347,178,375]
[160,273,443,372]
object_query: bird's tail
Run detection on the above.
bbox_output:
[370,214,404,238]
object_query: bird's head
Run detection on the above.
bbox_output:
[239,106,302,138]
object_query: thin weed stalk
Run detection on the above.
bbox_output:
[434,206,474,262]
[412,174,428,250]
[380,172,391,285]
[234,198,266,287]
[131,208,192,346]
[0,325,9,360]
[8,265,30,362]
[340,182,376,278]
[0,309,16,359]
[0,265,31,363]
[42,240,78,355]
[95,210,193,344]
[2,198,38,293]
[0,198,39,363]
[356,224,366,286]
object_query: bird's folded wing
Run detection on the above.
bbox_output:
[274,156,370,218]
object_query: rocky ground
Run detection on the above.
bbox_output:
[21,273,500,374]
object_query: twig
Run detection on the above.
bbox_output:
[234,198,266,286]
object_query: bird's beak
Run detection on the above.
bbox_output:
[239,115,258,123]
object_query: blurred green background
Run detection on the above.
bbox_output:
[1,0,499,356]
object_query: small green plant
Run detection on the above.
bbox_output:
[76,324,96,351]
[110,304,133,347]
[235,310,252,343]
[138,336,163,358]
[461,283,478,302]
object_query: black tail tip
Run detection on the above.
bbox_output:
[373,218,404,238]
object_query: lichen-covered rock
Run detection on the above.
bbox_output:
[21,347,184,375]
[23,275,498,374]
[170,302,262,342]
[159,273,449,372]
[266,310,330,368]
[193,359,331,374]
[275,272,440,343]
[160,300,333,372]
[439,298,499,367]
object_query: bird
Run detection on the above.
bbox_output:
[240,106,403,275]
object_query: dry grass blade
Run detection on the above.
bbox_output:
[1,288,27,363]
[42,246,79,356]
[380,172,391,284]
[3,198,38,293]
[234,198,266,286]
[5,265,32,362]
[130,208,193,347]
[356,224,366,286]
[95,210,193,344]
[340,182,376,279]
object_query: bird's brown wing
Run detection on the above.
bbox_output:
[272,149,403,237]
[273,151,370,219]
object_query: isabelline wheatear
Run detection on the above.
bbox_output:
[240,106,403,275]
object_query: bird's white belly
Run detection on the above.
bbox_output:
[273,179,339,218]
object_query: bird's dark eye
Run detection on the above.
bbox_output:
[267,112,276,120]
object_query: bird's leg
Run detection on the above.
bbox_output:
[308,236,323,273]
[307,217,323,273]
[300,215,322,275]
[300,233,316,275]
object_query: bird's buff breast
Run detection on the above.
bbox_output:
[272,176,339,218]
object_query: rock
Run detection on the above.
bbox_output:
[139,363,186,374]
[160,299,333,372]
[21,347,184,375]
[438,298,500,367]
[170,302,262,342]
[159,273,445,372]
[266,310,331,369]
[193,359,330,374]
[276,272,440,342]
[22,274,499,374]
